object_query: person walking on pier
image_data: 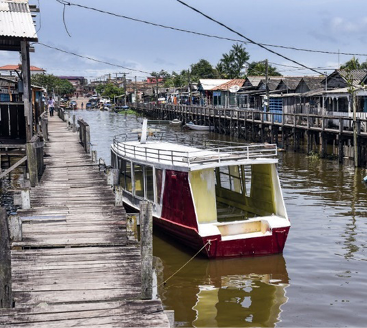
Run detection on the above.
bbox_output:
[48,97,55,116]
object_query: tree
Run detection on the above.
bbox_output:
[190,59,217,81]
[95,83,124,99]
[246,61,281,76]
[340,57,361,70]
[216,43,250,78]
[31,74,74,96]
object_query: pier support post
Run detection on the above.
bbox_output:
[115,185,123,206]
[41,117,48,142]
[21,189,30,210]
[0,208,13,308]
[140,201,153,300]
[8,215,22,242]
[72,114,76,133]
[26,139,38,187]
[91,150,98,163]
[107,168,119,186]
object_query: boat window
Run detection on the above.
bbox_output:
[243,165,252,196]
[146,166,154,201]
[120,160,132,192]
[156,169,163,204]
[218,165,243,194]
[134,163,144,197]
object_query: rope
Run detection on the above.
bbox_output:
[157,240,211,288]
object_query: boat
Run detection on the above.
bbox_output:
[110,120,290,258]
[185,121,213,131]
[169,118,182,126]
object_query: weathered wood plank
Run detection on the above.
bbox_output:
[5,115,169,327]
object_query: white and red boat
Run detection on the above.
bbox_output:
[111,122,290,258]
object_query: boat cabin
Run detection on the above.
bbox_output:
[111,133,290,258]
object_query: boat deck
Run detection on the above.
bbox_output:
[112,135,278,170]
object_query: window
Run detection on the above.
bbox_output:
[146,166,154,201]
[243,165,252,196]
[134,164,144,197]
[156,169,163,204]
[217,165,244,194]
[120,160,132,192]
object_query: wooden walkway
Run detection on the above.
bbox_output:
[0,116,169,327]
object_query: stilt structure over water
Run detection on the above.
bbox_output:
[0,115,170,327]
[132,103,367,168]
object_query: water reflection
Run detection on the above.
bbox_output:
[154,233,289,327]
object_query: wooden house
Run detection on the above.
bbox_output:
[210,79,245,108]
[0,0,38,143]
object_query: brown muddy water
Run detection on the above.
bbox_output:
[2,110,367,327]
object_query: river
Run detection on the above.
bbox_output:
[3,109,367,327]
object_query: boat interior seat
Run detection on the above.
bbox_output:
[216,202,254,222]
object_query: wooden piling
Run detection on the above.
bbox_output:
[0,207,12,308]
[140,201,153,300]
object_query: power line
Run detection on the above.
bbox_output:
[55,0,367,58]
[176,0,323,75]
[36,42,151,75]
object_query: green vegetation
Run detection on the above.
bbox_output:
[95,83,124,99]
[246,61,281,76]
[150,43,281,86]
[31,74,74,96]
[340,57,367,70]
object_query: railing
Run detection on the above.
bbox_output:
[113,134,277,167]
[132,103,367,134]
[77,118,90,154]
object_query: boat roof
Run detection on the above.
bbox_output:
[112,137,278,171]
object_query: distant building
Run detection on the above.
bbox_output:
[0,64,45,76]
[146,77,164,84]
[58,76,87,97]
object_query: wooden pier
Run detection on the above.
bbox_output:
[0,115,169,327]
[133,103,367,167]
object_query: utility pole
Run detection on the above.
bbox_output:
[123,73,127,106]
[265,59,269,112]
[188,69,191,105]
[156,75,159,105]
[353,91,358,167]
[135,76,137,107]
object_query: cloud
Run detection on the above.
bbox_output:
[154,57,175,66]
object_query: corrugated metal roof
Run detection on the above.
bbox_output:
[199,79,231,91]
[0,0,37,40]
[211,79,245,91]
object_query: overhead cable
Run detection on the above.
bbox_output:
[176,0,324,75]
[55,0,367,57]
[36,42,151,75]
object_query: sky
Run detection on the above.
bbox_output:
[2,0,367,81]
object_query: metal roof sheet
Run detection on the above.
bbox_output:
[199,79,231,91]
[0,1,37,41]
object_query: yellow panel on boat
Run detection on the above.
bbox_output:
[189,169,217,223]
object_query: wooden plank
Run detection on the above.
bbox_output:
[0,155,27,178]
[5,115,169,327]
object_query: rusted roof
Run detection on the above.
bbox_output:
[0,0,37,41]
[199,79,231,91]
[0,64,44,71]
[211,79,245,91]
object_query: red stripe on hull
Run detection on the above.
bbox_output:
[154,217,290,259]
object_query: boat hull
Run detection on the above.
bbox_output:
[153,216,290,258]
[185,124,213,131]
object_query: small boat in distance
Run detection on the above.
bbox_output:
[110,120,290,258]
[169,118,182,126]
[185,121,214,131]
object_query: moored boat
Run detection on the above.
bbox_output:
[185,121,213,131]
[169,118,182,126]
[111,123,290,258]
